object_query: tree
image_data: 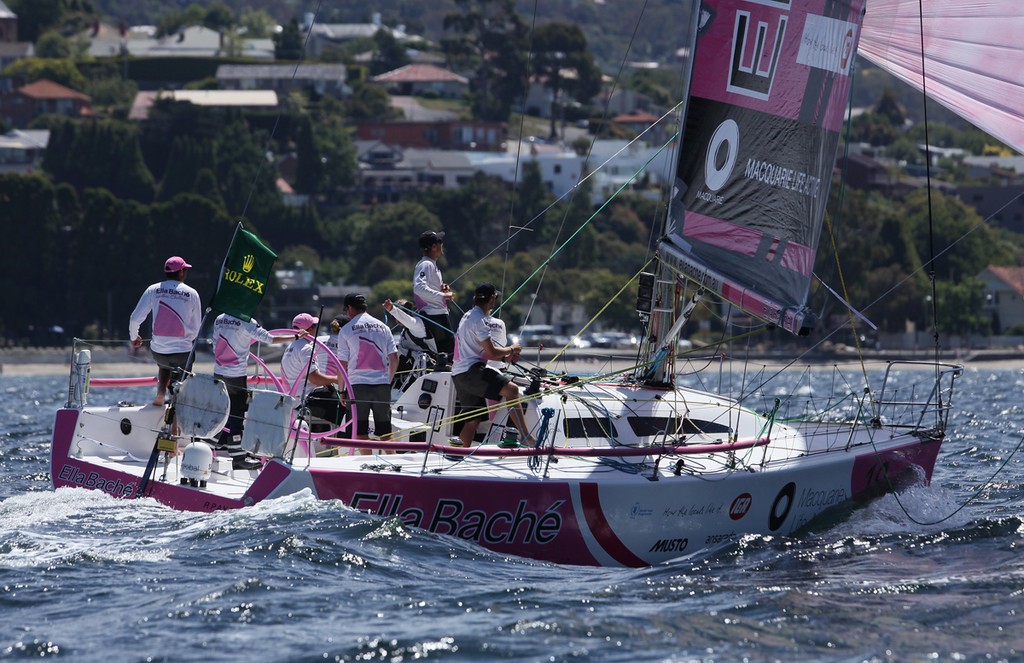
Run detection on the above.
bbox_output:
[202,2,235,55]
[874,86,907,128]
[307,99,358,196]
[7,0,63,43]
[417,173,514,265]
[935,277,987,338]
[626,67,685,109]
[2,58,87,91]
[512,160,554,252]
[155,4,206,38]
[573,267,640,331]
[239,8,275,38]
[345,80,398,120]
[442,0,529,122]
[348,201,440,276]
[203,2,234,33]
[274,18,304,61]
[35,31,73,59]
[907,189,1007,283]
[885,136,923,165]
[370,28,409,76]
[848,111,899,147]
[532,22,603,141]
[83,76,138,114]
[0,173,65,340]
[41,117,156,202]
[212,118,286,242]
[294,114,322,195]
[157,136,215,201]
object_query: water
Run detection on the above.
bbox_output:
[2,368,1023,662]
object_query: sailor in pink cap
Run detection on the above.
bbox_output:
[128,256,202,406]
[280,312,343,397]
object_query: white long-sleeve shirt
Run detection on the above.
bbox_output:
[413,256,448,315]
[128,279,202,354]
[212,313,275,378]
[388,304,427,340]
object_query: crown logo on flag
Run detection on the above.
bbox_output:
[242,254,255,273]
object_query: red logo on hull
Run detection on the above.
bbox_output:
[729,493,752,520]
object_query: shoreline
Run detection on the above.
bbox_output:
[3,352,1023,378]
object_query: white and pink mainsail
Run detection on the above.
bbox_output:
[662,0,865,335]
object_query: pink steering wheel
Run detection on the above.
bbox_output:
[267,329,356,441]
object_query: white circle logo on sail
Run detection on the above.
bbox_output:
[705,119,739,192]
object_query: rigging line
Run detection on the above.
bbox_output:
[543,258,654,368]
[818,57,872,392]
[740,186,1024,397]
[518,0,653,329]
[448,107,682,289]
[500,0,540,306]
[238,0,324,223]
[916,0,941,370]
[497,134,679,313]
[822,207,872,391]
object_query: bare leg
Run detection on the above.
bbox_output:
[459,419,480,447]
[153,367,171,406]
[499,383,534,444]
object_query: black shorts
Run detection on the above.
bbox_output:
[453,363,511,422]
[352,383,392,437]
[152,350,192,371]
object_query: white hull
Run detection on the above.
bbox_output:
[50,359,958,566]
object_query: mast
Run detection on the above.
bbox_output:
[635,2,703,386]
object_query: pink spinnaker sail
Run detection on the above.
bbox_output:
[859,0,1024,153]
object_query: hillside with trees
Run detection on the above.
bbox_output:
[0,0,1020,348]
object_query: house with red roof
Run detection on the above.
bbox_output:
[371,64,468,99]
[0,79,92,128]
[611,110,669,144]
[980,266,1024,334]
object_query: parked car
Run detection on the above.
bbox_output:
[587,331,639,349]
[514,324,558,348]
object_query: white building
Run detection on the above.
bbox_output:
[0,129,48,173]
[584,138,677,204]
[979,265,1024,334]
[355,141,585,201]
[83,24,274,59]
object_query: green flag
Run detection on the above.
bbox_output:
[210,226,277,322]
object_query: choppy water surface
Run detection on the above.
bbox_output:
[1,367,1023,662]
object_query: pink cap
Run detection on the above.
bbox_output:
[164,256,192,272]
[292,312,319,330]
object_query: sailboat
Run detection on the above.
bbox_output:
[49,0,1017,566]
